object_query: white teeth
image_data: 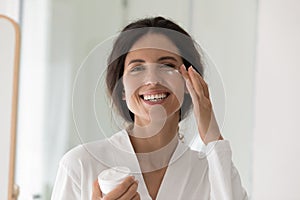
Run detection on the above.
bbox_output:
[143,93,167,101]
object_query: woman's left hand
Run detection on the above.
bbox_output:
[180,65,223,145]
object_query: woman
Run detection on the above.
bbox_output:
[51,17,248,200]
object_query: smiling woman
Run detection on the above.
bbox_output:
[51,16,248,200]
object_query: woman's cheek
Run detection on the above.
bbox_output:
[164,72,185,106]
[122,75,145,114]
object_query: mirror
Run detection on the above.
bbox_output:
[15,0,257,199]
[0,15,20,200]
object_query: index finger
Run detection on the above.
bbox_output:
[179,64,189,80]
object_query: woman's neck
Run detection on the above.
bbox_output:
[128,113,180,173]
[129,113,179,153]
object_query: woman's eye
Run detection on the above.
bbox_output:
[160,63,176,70]
[130,65,145,72]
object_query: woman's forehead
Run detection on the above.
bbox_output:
[125,48,182,63]
[129,33,180,55]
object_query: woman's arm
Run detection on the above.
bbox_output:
[205,140,248,200]
[181,65,248,199]
[51,162,81,200]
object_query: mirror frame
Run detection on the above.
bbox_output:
[0,14,20,200]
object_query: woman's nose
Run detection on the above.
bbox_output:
[144,65,162,85]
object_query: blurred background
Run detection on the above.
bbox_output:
[1,0,299,199]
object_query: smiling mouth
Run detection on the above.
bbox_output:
[140,92,170,102]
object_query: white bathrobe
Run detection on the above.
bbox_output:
[51,130,248,200]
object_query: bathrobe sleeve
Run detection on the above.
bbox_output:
[205,140,248,200]
[51,158,81,200]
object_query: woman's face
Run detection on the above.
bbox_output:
[122,33,185,126]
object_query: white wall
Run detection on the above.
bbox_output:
[127,0,189,27]
[14,0,49,198]
[252,0,300,199]
[192,0,257,194]
[0,0,19,22]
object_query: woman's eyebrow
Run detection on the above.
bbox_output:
[128,59,145,66]
[127,56,178,66]
[157,56,178,62]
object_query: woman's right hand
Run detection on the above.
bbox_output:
[92,176,140,200]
